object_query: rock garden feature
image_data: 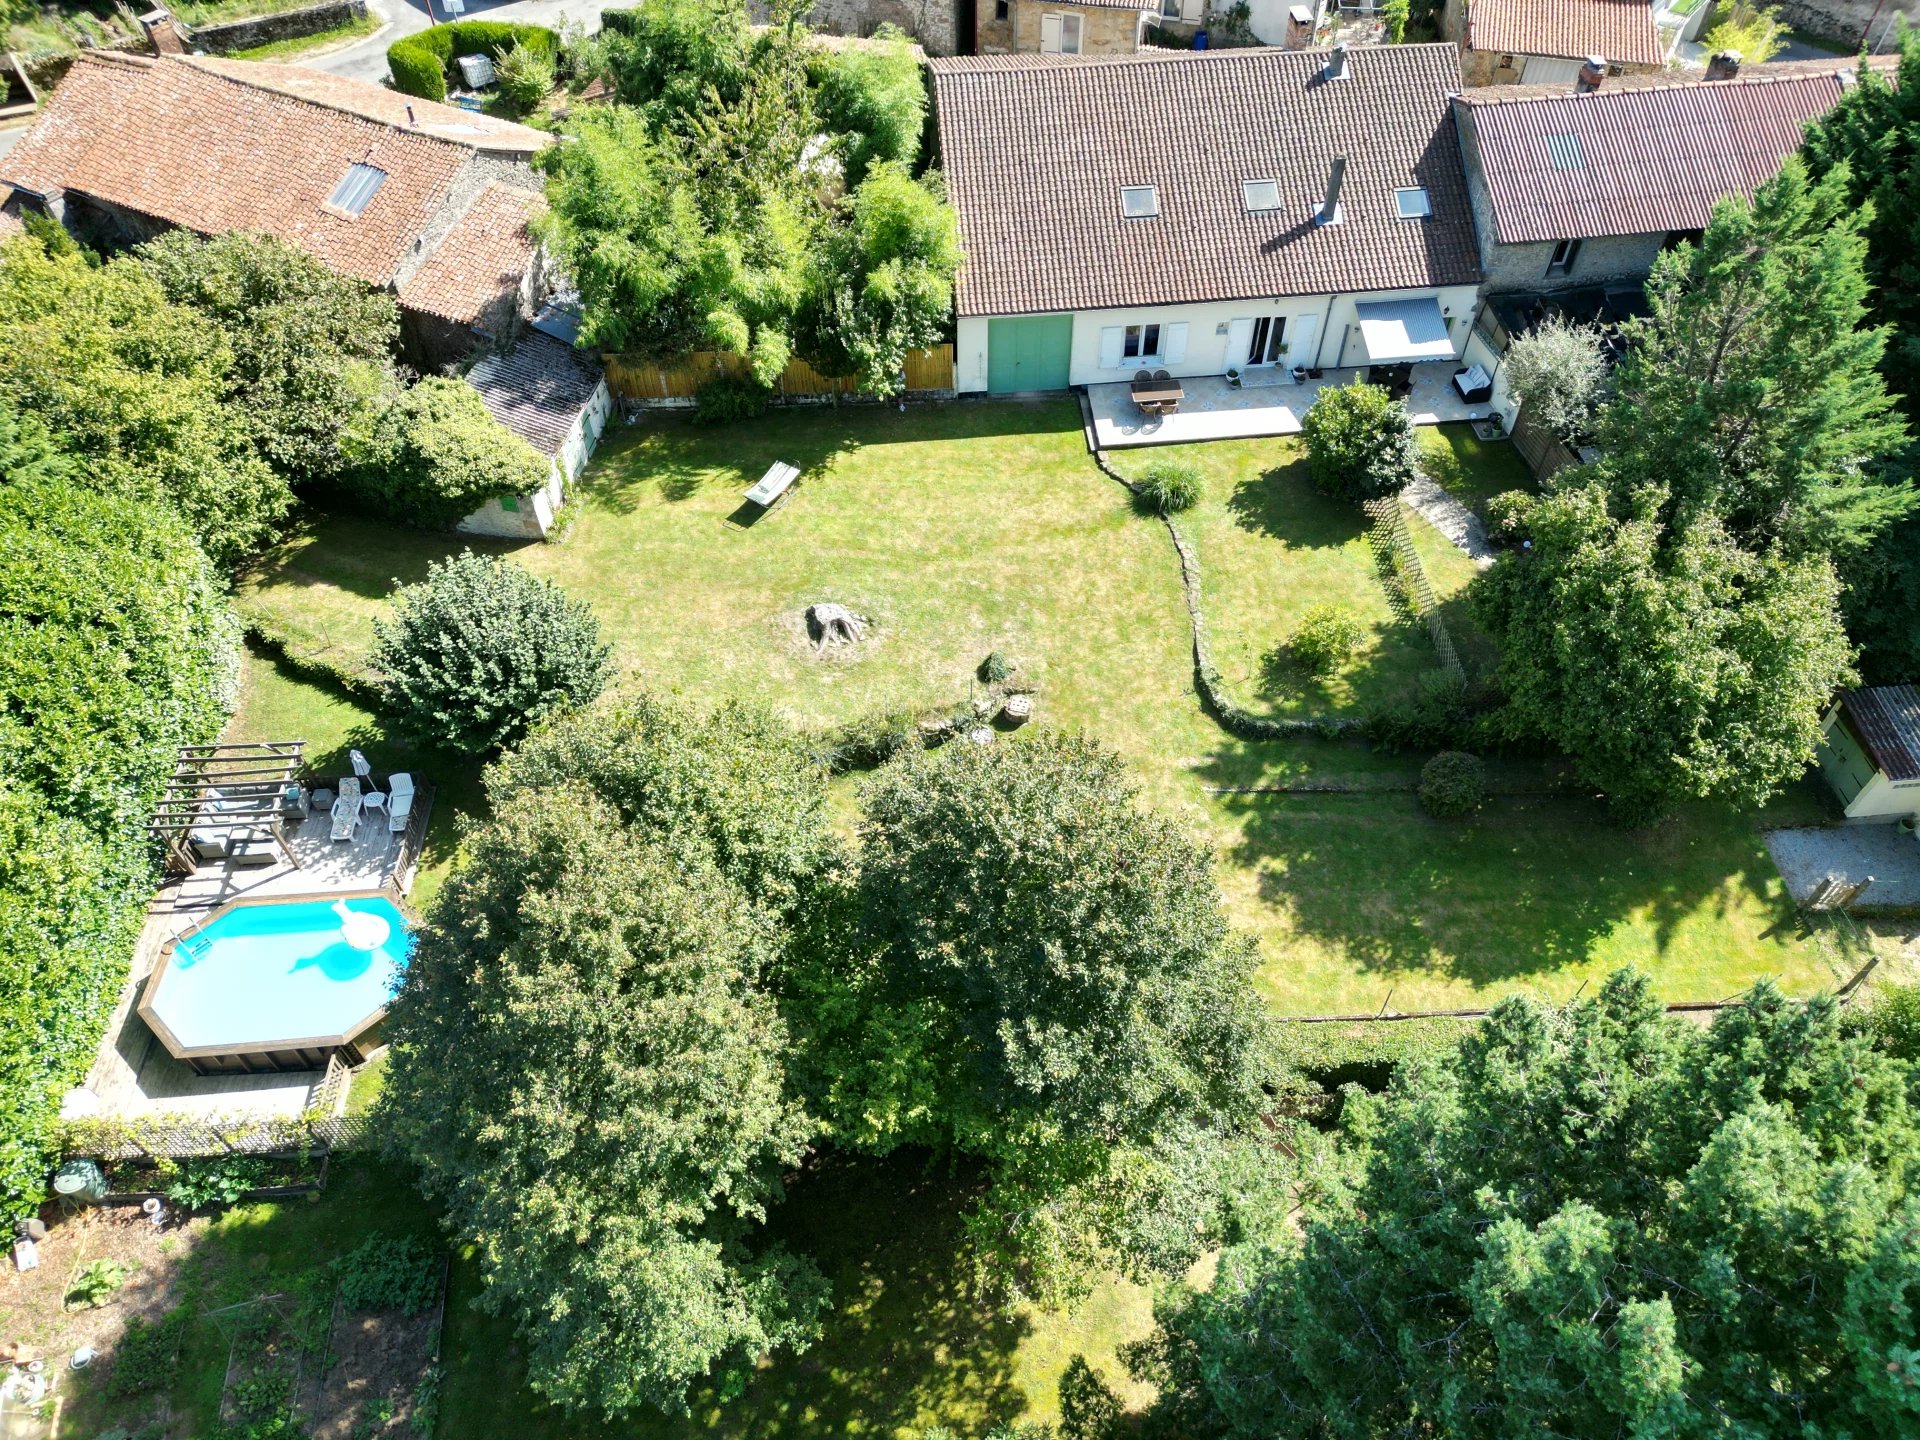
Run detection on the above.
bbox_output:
[806,602,868,650]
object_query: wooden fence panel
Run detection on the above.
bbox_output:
[904,344,955,392]
[1511,408,1580,485]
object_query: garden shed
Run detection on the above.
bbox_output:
[459,315,612,540]
[1816,685,1920,822]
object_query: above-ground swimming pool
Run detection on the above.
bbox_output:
[139,893,412,1074]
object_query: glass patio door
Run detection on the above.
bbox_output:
[1246,315,1289,366]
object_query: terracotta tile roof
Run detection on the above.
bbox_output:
[183,55,551,156]
[1458,51,1899,102]
[465,330,601,458]
[1,51,151,199]
[1457,62,1878,245]
[1842,686,1920,783]
[399,182,542,327]
[0,192,24,238]
[0,55,554,288]
[930,45,1482,318]
[1464,0,1663,67]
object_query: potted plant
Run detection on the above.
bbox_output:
[1225,367,1242,388]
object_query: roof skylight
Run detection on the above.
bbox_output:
[1120,185,1160,219]
[1395,187,1432,219]
[1241,178,1281,213]
[326,162,388,218]
[1545,133,1585,171]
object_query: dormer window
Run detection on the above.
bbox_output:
[1395,187,1431,219]
[1121,186,1160,219]
[1241,178,1281,213]
[326,162,387,218]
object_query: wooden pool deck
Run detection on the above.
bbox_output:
[73,787,431,1121]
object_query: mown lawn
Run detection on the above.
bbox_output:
[232,399,1852,1013]
[1108,435,1488,719]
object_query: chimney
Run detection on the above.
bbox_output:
[1325,42,1348,80]
[1318,154,1346,225]
[1575,55,1605,92]
[405,103,417,126]
[1705,49,1742,79]
[138,7,184,55]
[1283,3,1313,49]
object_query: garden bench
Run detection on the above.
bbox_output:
[744,462,801,510]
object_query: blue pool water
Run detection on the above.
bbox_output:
[149,896,412,1050]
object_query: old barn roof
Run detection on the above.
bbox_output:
[1465,0,1663,67]
[1,54,548,288]
[399,182,543,328]
[466,330,601,458]
[1455,61,1885,245]
[930,45,1482,318]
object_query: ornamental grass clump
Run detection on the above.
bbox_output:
[1137,458,1202,515]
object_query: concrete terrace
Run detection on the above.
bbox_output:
[1086,361,1493,449]
[75,791,427,1121]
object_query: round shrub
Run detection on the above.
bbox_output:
[372,551,612,754]
[1290,604,1364,677]
[1418,750,1486,818]
[1137,458,1201,515]
[1300,381,1419,503]
[695,375,773,425]
[1484,489,1537,548]
[979,649,1014,684]
[344,376,549,530]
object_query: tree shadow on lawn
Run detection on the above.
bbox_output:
[584,398,1086,514]
[436,1149,1035,1440]
[242,510,525,607]
[1223,457,1370,550]
[1196,737,1804,998]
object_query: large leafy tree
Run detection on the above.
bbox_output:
[0,235,289,567]
[378,783,826,1417]
[1137,970,1920,1440]
[811,23,927,185]
[1475,485,1851,821]
[813,733,1281,1296]
[133,229,399,491]
[804,163,962,397]
[343,375,550,527]
[1597,158,1910,557]
[1801,36,1920,684]
[0,470,235,1216]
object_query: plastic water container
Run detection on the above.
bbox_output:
[1193,28,1209,47]
[51,1158,106,1204]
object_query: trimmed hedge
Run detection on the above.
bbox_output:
[387,20,559,103]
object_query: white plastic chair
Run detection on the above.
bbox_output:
[387,773,416,834]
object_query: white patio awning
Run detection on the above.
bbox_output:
[1354,297,1454,364]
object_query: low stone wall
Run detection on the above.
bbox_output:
[190,0,369,55]
[1762,0,1914,47]
[19,34,146,92]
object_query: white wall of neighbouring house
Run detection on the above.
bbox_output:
[1061,284,1482,388]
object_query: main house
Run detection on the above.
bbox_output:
[974,0,1205,57]
[0,51,608,538]
[931,44,1484,395]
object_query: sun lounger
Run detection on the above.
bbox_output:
[330,793,361,842]
[743,462,800,510]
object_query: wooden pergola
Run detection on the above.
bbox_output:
[149,740,306,875]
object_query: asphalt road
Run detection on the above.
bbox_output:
[307,0,615,83]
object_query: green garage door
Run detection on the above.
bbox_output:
[987,314,1073,394]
